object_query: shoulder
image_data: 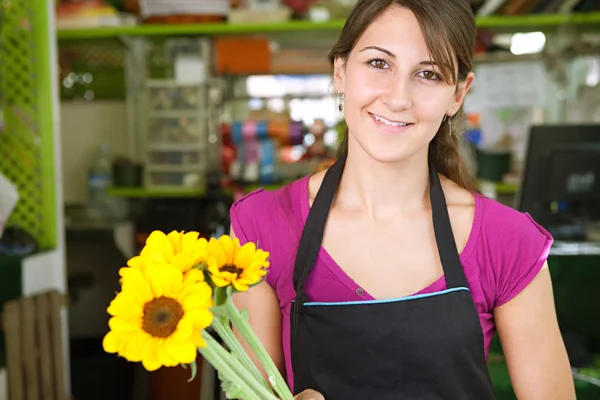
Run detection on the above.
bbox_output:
[471,194,553,308]
[475,194,553,246]
[230,177,309,290]
[229,176,309,245]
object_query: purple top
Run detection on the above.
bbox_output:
[230,175,553,390]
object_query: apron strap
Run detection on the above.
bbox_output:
[428,159,469,289]
[293,153,347,305]
[293,153,470,307]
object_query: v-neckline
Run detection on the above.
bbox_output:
[298,174,481,300]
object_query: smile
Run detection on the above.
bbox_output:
[369,113,413,127]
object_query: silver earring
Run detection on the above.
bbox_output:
[338,93,344,112]
[447,115,452,136]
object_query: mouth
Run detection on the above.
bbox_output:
[369,112,414,132]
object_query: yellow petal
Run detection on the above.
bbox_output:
[207,238,227,267]
[127,256,145,271]
[186,308,213,329]
[191,238,209,263]
[232,279,249,292]
[234,242,256,269]
[190,330,206,348]
[181,231,200,253]
[103,331,122,354]
[206,262,221,277]
[120,268,153,304]
[171,252,196,273]
[178,284,202,304]
[108,317,140,332]
[181,288,212,313]
[107,293,143,320]
[218,235,237,263]
[183,269,205,285]
[173,317,194,341]
[142,231,174,263]
[167,231,183,254]
[240,270,263,283]
[142,340,163,371]
[121,331,150,362]
[210,275,230,288]
[145,264,183,299]
[158,341,179,367]
[166,337,197,364]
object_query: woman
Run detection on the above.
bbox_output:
[230,0,575,399]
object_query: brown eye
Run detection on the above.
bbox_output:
[369,59,389,69]
[419,70,440,80]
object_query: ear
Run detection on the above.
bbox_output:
[448,71,474,116]
[333,57,347,94]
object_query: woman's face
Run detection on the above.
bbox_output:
[334,6,474,164]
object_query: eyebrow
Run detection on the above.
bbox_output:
[359,46,438,66]
[359,46,396,58]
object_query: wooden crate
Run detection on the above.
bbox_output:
[2,291,68,400]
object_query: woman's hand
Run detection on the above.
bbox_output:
[294,389,325,400]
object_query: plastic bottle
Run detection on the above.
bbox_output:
[87,144,113,221]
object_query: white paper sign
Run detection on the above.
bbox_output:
[473,61,547,109]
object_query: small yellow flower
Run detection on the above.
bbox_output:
[206,235,270,292]
[103,263,213,371]
[126,230,209,274]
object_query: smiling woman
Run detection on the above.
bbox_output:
[230,1,576,399]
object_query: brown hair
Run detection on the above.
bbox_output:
[328,0,479,192]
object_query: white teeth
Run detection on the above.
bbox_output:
[372,113,409,127]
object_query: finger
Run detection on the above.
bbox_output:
[295,389,325,400]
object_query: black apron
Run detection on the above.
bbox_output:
[290,154,496,399]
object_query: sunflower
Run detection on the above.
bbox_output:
[205,235,270,292]
[103,263,213,371]
[126,230,209,275]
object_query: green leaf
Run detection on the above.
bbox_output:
[210,304,228,317]
[187,360,197,382]
[215,287,228,306]
[240,308,249,321]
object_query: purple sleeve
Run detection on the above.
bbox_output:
[491,210,554,308]
[229,188,277,287]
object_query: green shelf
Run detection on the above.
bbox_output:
[479,180,520,195]
[107,187,205,198]
[476,11,600,32]
[56,12,600,40]
[56,19,346,40]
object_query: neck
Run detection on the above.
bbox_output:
[337,142,431,219]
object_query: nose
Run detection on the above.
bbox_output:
[380,76,412,111]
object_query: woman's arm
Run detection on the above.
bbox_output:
[494,262,575,399]
[230,226,286,380]
[229,227,324,399]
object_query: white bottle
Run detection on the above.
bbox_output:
[87,144,113,221]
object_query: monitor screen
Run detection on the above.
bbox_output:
[517,124,600,238]
[544,145,600,203]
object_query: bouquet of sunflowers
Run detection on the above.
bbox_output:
[102,231,295,400]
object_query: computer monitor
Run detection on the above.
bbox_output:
[517,124,600,241]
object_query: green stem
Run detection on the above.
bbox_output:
[203,331,279,400]
[198,338,262,400]
[212,316,270,391]
[226,299,295,400]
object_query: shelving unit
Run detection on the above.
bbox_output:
[55,11,600,199]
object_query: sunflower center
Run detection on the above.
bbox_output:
[142,297,184,338]
[219,263,243,275]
